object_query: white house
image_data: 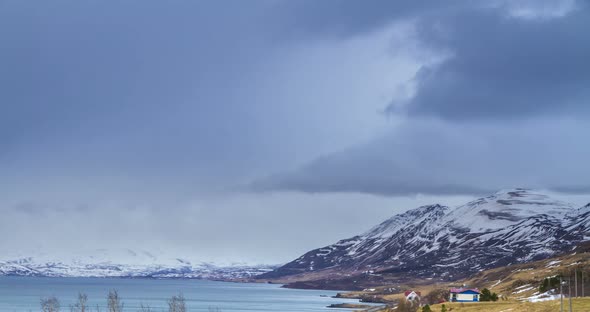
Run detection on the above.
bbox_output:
[449,288,481,302]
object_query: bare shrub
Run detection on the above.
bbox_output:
[397,298,419,312]
[70,293,89,312]
[424,288,450,305]
[41,296,61,312]
[168,293,186,312]
[107,290,123,312]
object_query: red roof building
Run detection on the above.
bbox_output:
[404,290,422,301]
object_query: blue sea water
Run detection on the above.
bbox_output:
[0,277,368,312]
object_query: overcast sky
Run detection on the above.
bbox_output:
[1,0,589,265]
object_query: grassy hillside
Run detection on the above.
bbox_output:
[342,244,590,306]
[463,246,590,300]
[426,298,590,312]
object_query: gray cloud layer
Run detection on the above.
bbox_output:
[276,1,590,120]
[272,0,456,39]
[253,118,590,196]
[253,1,590,196]
[397,3,590,120]
[2,0,589,263]
[0,0,425,261]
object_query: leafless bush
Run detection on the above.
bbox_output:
[168,293,186,312]
[70,293,89,312]
[396,298,419,312]
[41,296,61,312]
[138,303,153,312]
[107,290,123,312]
[424,288,450,305]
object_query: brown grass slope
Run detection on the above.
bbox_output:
[343,242,590,306]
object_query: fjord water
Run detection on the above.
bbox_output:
[0,277,361,311]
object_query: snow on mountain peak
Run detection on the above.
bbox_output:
[444,188,575,232]
[0,247,276,279]
[364,204,448,239]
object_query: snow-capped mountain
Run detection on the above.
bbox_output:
[261,189,589,284]
[0,248,275,279]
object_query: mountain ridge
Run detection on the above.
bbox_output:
[0,248,276,279]
[2,188,587,286]
[258,188,589,289]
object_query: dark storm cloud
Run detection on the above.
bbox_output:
[272,0,460,39]
[275,0,590,120]
[253,118,590,196]
[3,0,590,263]
[0,0,428,262]
[394,3,590,120]
[252,0,590,196]
[0,0,420,192]
[0,0,289,185]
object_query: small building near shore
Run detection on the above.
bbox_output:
[404,290,421,301]
[449,288,480,302]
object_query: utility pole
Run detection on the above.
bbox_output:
[559,276,563,312]
[583,270,585,297]
[576,268,578,298]
[569,274,573,312]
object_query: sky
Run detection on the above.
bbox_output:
[1,0,589,265]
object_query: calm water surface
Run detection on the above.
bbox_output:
[0,277,368,312]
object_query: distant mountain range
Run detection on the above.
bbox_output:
[4,188,589,288]
[0,249,275,279]
[258,189,590,289]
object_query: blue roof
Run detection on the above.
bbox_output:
[454,290,480,295]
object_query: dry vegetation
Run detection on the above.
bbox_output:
[372,298,590,312]
[350,247,590,311]
[39,291,218,312]
[463,251,590,300]
[426,297,590,312]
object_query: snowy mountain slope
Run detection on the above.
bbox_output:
[443,189,574,232]
[0,248,275,279]
[566,202,590,238]
[260,189,588,284]
[261,203,450,278]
